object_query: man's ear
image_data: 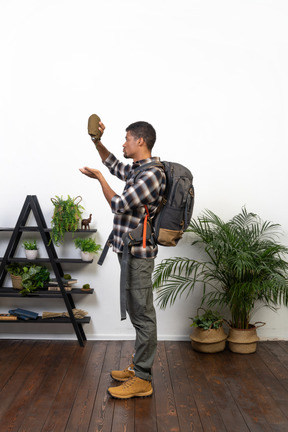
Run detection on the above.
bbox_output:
[138,137,145,147]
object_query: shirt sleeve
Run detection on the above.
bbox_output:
[111,168,163,214]
[103,153,131,181]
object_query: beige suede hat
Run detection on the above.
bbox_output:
[88,114,101,141]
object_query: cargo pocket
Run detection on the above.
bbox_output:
[126,257,155,318]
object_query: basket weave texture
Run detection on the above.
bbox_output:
[227,326,259,354]
[191,339,226,353]
[191,327,227,343]
[10,274,22,289]
[227,327,259,343]
[190,327,227,353]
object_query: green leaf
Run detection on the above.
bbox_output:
[153,206,288,329]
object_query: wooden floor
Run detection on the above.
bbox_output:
[0,340,288,432]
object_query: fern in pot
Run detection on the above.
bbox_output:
[153,207,288,353]
[50,195,84,246]
[74,237,102,261]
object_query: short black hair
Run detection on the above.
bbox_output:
[126,121,156,151]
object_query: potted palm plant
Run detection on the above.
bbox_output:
[74,237,102,261]
[153,207,288,354]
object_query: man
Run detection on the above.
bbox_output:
[80,120,166,399]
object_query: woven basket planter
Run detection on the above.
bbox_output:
[227,325,261,354]
[10,274,23,290]
[190,326,227,353]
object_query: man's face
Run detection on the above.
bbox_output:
[123,131,139,159]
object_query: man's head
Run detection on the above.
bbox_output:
[126,121,156,151]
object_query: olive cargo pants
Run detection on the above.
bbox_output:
[118,253,157,382]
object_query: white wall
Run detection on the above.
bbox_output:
[0,0,288,341]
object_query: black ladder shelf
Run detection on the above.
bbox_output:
[0,195,96,346]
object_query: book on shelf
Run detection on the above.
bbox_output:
[48,286,72,291]
[49,278,77,285]
[8,308,39,320]
[0,313,18,321]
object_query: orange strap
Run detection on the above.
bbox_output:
[142,205,150,248]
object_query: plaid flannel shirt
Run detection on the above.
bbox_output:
[103,153,166,257]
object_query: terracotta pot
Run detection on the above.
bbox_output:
[190,326,227,353]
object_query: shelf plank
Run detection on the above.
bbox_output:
[0,288,94,298]
[0,227,97,233]
[0,316,91,324]
[2,258,93,264]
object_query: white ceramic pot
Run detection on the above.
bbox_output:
[25,249,38,260]
[81,251,94,261]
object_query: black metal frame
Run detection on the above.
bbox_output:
[0,195,95,346]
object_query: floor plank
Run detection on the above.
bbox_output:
[0,340,287,431]
[198,349,250,432]
[180,342,227,432]
[88,340,122,432]
[41,341,94,432]
[111,340,135,432]
[218,349,276,431]
[165,341,203,432]
[19,341,77,432]
[249,345,288,421]
[153,341,180,432]
[66,341,108,432]
[0,340,35,392]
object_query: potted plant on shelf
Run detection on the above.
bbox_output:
[50,195,84,246]
[81,283,92,292]
[74,237,102,261]
[190,308,227,353]
[5,263,50,295]
[153,207,288,354]
[22,240,38,260]
[6,263,24,289]
[20,264,50,296]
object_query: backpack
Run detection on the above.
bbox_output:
[134,161,195,247]
[98,160,195,266]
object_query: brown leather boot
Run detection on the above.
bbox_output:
[108,376,153,399]
[110,364,135,382]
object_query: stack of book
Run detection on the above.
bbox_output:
[47,277,77,292]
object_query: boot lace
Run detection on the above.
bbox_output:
[122,376,137,389]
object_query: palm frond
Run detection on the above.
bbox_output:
[154,206,288,328]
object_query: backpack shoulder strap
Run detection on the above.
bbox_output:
[133,161,164,179]
[97,230,114,266]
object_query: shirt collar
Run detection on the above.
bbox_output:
[132,156,160,170]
